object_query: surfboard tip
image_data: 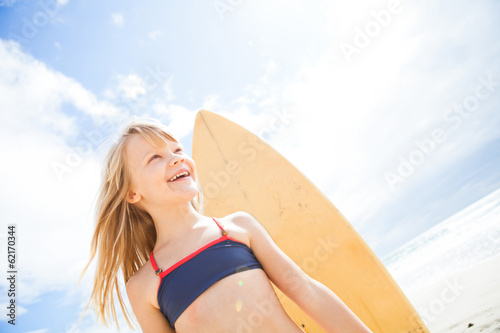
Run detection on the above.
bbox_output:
[197,109,213,118]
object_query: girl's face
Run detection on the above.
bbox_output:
[124,134,199,208]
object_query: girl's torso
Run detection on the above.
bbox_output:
[137,215,305,332]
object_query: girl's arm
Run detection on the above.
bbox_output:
[232,211,373,333]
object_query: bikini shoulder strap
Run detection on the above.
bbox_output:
[212,217,227,236]
[149,251,163,276]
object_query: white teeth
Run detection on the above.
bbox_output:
[169,171,189,182]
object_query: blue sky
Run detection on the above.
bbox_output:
[0,0,499,332]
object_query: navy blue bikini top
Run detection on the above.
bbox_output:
[149,217,263,329]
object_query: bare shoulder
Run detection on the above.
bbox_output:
[126,255,166,312]
[221,211,266,246]
[221,210,260,233]
[125,267,144,297]
[126,262,155,305]
[126,263,175,332]
[210,211,255,248]
[223,210,259,227]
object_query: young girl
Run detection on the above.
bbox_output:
[80,118,372,333]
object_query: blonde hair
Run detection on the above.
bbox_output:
[79,118,203,329]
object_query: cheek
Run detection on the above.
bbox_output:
[142,167,166,186]
[186,158,198,179]
[127,169,142,191]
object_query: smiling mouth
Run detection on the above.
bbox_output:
[167,170,191,182]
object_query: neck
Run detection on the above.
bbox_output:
[148,199,206,248]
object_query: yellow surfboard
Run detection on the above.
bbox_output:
[192,109,428,333]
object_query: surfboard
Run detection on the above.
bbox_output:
[192,109,428,333]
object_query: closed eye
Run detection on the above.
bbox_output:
[147,147,183,164]
[148,154,161,163]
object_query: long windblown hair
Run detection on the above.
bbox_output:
[79,118,204,329]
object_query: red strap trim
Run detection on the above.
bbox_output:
[149,251,159,271]
[158,235,228,279]
[150,250,163,276]
[153,235,250,295]
[211,217,227,235]
[154,235,228,293]
[150,217,228,279]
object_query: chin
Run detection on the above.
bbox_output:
[178,188,200,201]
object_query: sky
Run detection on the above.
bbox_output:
[0,0,499,332]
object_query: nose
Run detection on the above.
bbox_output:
[169,155,185,167]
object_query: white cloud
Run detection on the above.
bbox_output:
[110,13,124,27]
[0,39,128,322]
[202,94,222,111]
[0,50,198,330]
[197,0,500,247]
[163,75,176,102]
[0,40,120,130]
[197,61,291,144]
[148,30,162,40]
[152,103,197,139]
[115,74,147,100]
